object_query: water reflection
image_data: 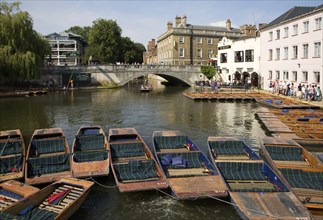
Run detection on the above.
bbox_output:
[0,83,268,220]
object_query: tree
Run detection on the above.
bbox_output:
[200,65,216,80]
[121,37,145,64]
[0,2,50,83]
[86,19,122,64]
[65,25,90,42]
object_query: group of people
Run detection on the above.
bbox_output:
[196,80,222,93]
[269,80,322,101]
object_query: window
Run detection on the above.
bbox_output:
[234,51,244,62]
[208,49,212,58]
[276,71,280,80]
[269,32,273,41]
[303,21,309,33]
[292,46,298,59]
[197,37,202,44]
[179,48,184,57]
[220,53,227,63]
[283,71,289,80]
[269,71,272,80]
[197,48,202,58]
[269,49,273,61]
[314,72,320,83]
[292,71,297,81]
[207,38,212,44]
[293,24,298,35]
[245,50,254,62]
[314,42,321,57]
[315,17,322,30]
[179,36,184,43]
[284,27,289,37]
[303,44,308,58]
[276,48,280,60]
[283,47,288,59]
[302,71,308,82]
[276,29,280,39]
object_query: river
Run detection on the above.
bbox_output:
[0,83,269,220]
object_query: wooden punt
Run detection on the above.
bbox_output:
[152,130,227,200]
[108,128,168,192]
[25,128,71,185]
[207,136,313,220]
[0,180,39,212]
[71,126,110,178]
[0,129,26,182]
[260,137,323,219]
[0,177,94,220]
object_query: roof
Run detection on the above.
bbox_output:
[187,24,242,33]
[264,4,323,29]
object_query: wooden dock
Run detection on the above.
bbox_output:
[0,90,47,98]
[183,92,320,109]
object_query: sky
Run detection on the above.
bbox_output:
[12,0,323,47]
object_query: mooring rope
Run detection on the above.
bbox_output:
[90,176,118,189]
[0,135,11,157]
[153,187,179,200]
[206,195,280,219]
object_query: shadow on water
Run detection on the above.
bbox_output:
[0,85,269,220]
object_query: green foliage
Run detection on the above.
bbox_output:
[85,19,123,64]
[0,1,50,83]
[65,26,90,42]
[121,37,145,63]
[200,65,216,80]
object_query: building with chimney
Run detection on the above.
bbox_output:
[143,39,158,64]
[157,16,256,66]
[260,4,322,90]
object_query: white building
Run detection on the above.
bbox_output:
[217,36,261,86]
[45,32,86,66]
[260,5,323,90]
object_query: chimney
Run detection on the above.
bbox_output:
[258,23,267,30]
[175,16,181,27]
[226,19,231,29]
[182,15,187,27]
[167,21,173,31]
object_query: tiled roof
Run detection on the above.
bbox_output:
[264,4,323,29]
[190,24,242,33]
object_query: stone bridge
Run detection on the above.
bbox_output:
[42,65,205,87]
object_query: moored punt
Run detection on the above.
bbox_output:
[71,126,110,178]
[260,137,323,219]
[0,129,25,182]
[208,137,313,220]
[0,178,94,220]
[255,97,319,109]
[108,128,168,192]
[0,180,39,211]
[152,130,227,200]
[25,128,71,185]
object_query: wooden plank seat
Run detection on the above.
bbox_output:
[73,150,108,163]
[215,154,250,160]
[27,154,70,178]
[265,145,303,161]
[113,159,159,182]
[74,134,105,151]
[279,168,323,190]
[227,180,277,192]
[217,162,267,181]
[167,167,207,177]
[110,142,145,159]
[154,135,188,152]
[30,137,66,156]
[0,154,22,174]
[209,140,246,156]
[0,140,22,156]
[159,148,189,153]
[113,155,147,163]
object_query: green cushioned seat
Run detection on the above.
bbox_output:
[31,137,65,155]
[0,140,22,156]
[27,154,70,177]
[280,168,323,190]
[217,162,266,181]
[158,152,203,169]
[266,146,303,161]
[154,135,187,150]
[209,140,245,155]
[0,206,57,220]
[110,142,145,158]
[73,150,108,163]
[74,134,105,151]
[114,160,158,181]
[0,155,22,174]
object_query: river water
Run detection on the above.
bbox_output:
[0,83,269,220]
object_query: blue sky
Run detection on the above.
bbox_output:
[16,0,323,46]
